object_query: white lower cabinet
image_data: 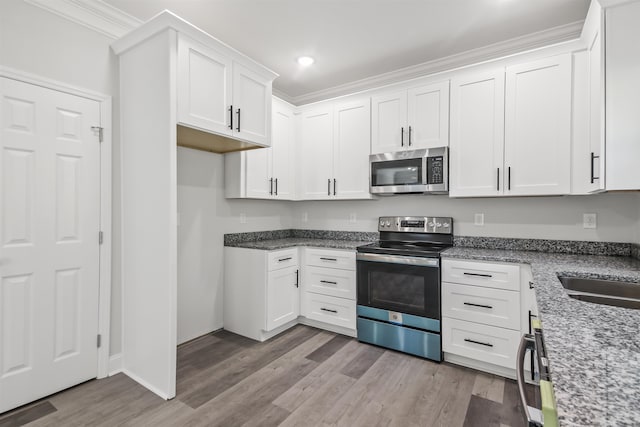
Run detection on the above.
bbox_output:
[442,258,534,378]
[225,246,357,341]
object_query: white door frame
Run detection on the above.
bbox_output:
[0,65,113,379]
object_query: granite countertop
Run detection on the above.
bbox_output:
[442,247,640,427]
[224,229,378,251]
[225,237,372,251]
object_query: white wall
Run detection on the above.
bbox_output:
[177,147,292,344]
[291,193,639,243]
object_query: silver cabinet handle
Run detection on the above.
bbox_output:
[517,334,543,426]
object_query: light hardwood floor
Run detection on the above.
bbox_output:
[0,325,529,427]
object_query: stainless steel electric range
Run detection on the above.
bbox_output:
[356,216,453,361]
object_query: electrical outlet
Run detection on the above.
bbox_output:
[240,212,246,224]
[583,213,597,229]
[349,213,357,223]
[302,212,308,223]
[474,213,485,226]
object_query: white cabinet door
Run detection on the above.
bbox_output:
[333,98,372,199]
[605,2,640,190]
[371,91,407,154]
[232,62,271,147]
[245,146,271,199]
[449,70,505,197]
[177,34,232,136]
[407,81,450,149]
[300,107,334,199]
[271,99,295,199]
[504,55,571,196]
[587,25,605,192]
[266,266,299,331]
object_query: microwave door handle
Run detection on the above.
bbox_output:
[423,156,428,189]
[517,334,544,427]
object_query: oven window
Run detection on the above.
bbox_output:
[357,260,440,319]
[371,158,423,186]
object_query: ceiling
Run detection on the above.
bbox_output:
[104,0,590,104]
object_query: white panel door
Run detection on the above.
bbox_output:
[177,34,232,136]
[587,26,605,192]
[449,70,505,197]
[232,62,271,147]
[266,266,299,331]
[245,148,271,199]
[300,107,334,200]
[271,99,294,199]
[333,98,372,200]
[371,91,407,154]
[407,81,450,149]
[0,78,100,413]
[505,55,571,196]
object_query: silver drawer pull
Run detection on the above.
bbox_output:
[320,257,337,261]
[320,280,338,285]
[278,257,292,262]
[463,302,493,309]
[464,338,493,348]
[463,272,492,278]
[320,307,338,314]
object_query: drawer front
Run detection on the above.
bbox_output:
[302,292,356,330]
[305,248,355,271]
[305,266,356,300]
[442,259,520,291]
[442,282,521,330]
[442,317,521,369]
[267,248,299,271]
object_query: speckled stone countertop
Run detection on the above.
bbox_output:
[442,247,640,427]
[224,229,377,251]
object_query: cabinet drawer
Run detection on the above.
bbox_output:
[442,317,520,369]
[442,259,520,291]
[305,266,356,300]
[442,282,520,330]
[267,249,299,271]
[302,292,356,330]
[305,248,355,271]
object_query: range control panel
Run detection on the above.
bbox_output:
[378,216,453,234]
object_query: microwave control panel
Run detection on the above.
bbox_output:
[427,156,444,184]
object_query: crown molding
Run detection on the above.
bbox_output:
[23,0,141,39]
[598,0,640,8]
[286,20,585,106]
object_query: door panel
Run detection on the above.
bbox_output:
[504,55,571,195]
[407,81,450,149]
[449,70,505,197]
[300,107,334,199]
[0,77,100,413]
[271,100,294,199]
[371,91,407,154]
[266,266,299,331]
[245,145,271,199]
[233,62,271,146]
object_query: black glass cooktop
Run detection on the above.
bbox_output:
[356,241,451,258]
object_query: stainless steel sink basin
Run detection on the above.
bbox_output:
[558,276,640,310]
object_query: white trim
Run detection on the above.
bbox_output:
[286,20,585,106]
[598,0,640,8]
[121,369,171,400]
[23,0,141,39]
[108,353,123,376]
[298,317,357,338]
[0,66,114,380]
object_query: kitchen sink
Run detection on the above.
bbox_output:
[558,276,640,310]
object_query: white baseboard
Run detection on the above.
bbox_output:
[108,353,123,376]
[298,317,357,338]
[121,368,173,400]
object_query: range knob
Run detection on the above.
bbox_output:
[379,220,385,227]
[385,220,391,227]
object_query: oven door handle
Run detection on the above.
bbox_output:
[517,333,544,427]
[356,252,439,267]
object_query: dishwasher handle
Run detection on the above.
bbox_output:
[517,334,544,427]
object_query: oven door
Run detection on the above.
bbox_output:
[356,252,440,320]
[369,154,428,194]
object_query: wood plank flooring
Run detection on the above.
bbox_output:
[0,325,530,427]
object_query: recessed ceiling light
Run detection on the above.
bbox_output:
[297,56,315,66]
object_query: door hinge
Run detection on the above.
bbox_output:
[91,126,103,143]
[97,334,102,348]
[99,231,104,245]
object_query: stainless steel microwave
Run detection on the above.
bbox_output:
[369,147,448,195]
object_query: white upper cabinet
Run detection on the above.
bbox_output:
[371,81,449,154]
[299,98,372,200]
[300,106,335,199]
[226,97,295,199]
[333,99,372,200]
[449,70,505,197]
[605,1,640,190]
[177,34,232,137]
[232,62,271,146]
[177,33,274,147]
[504,54,571,196]
[371,91,407,153]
